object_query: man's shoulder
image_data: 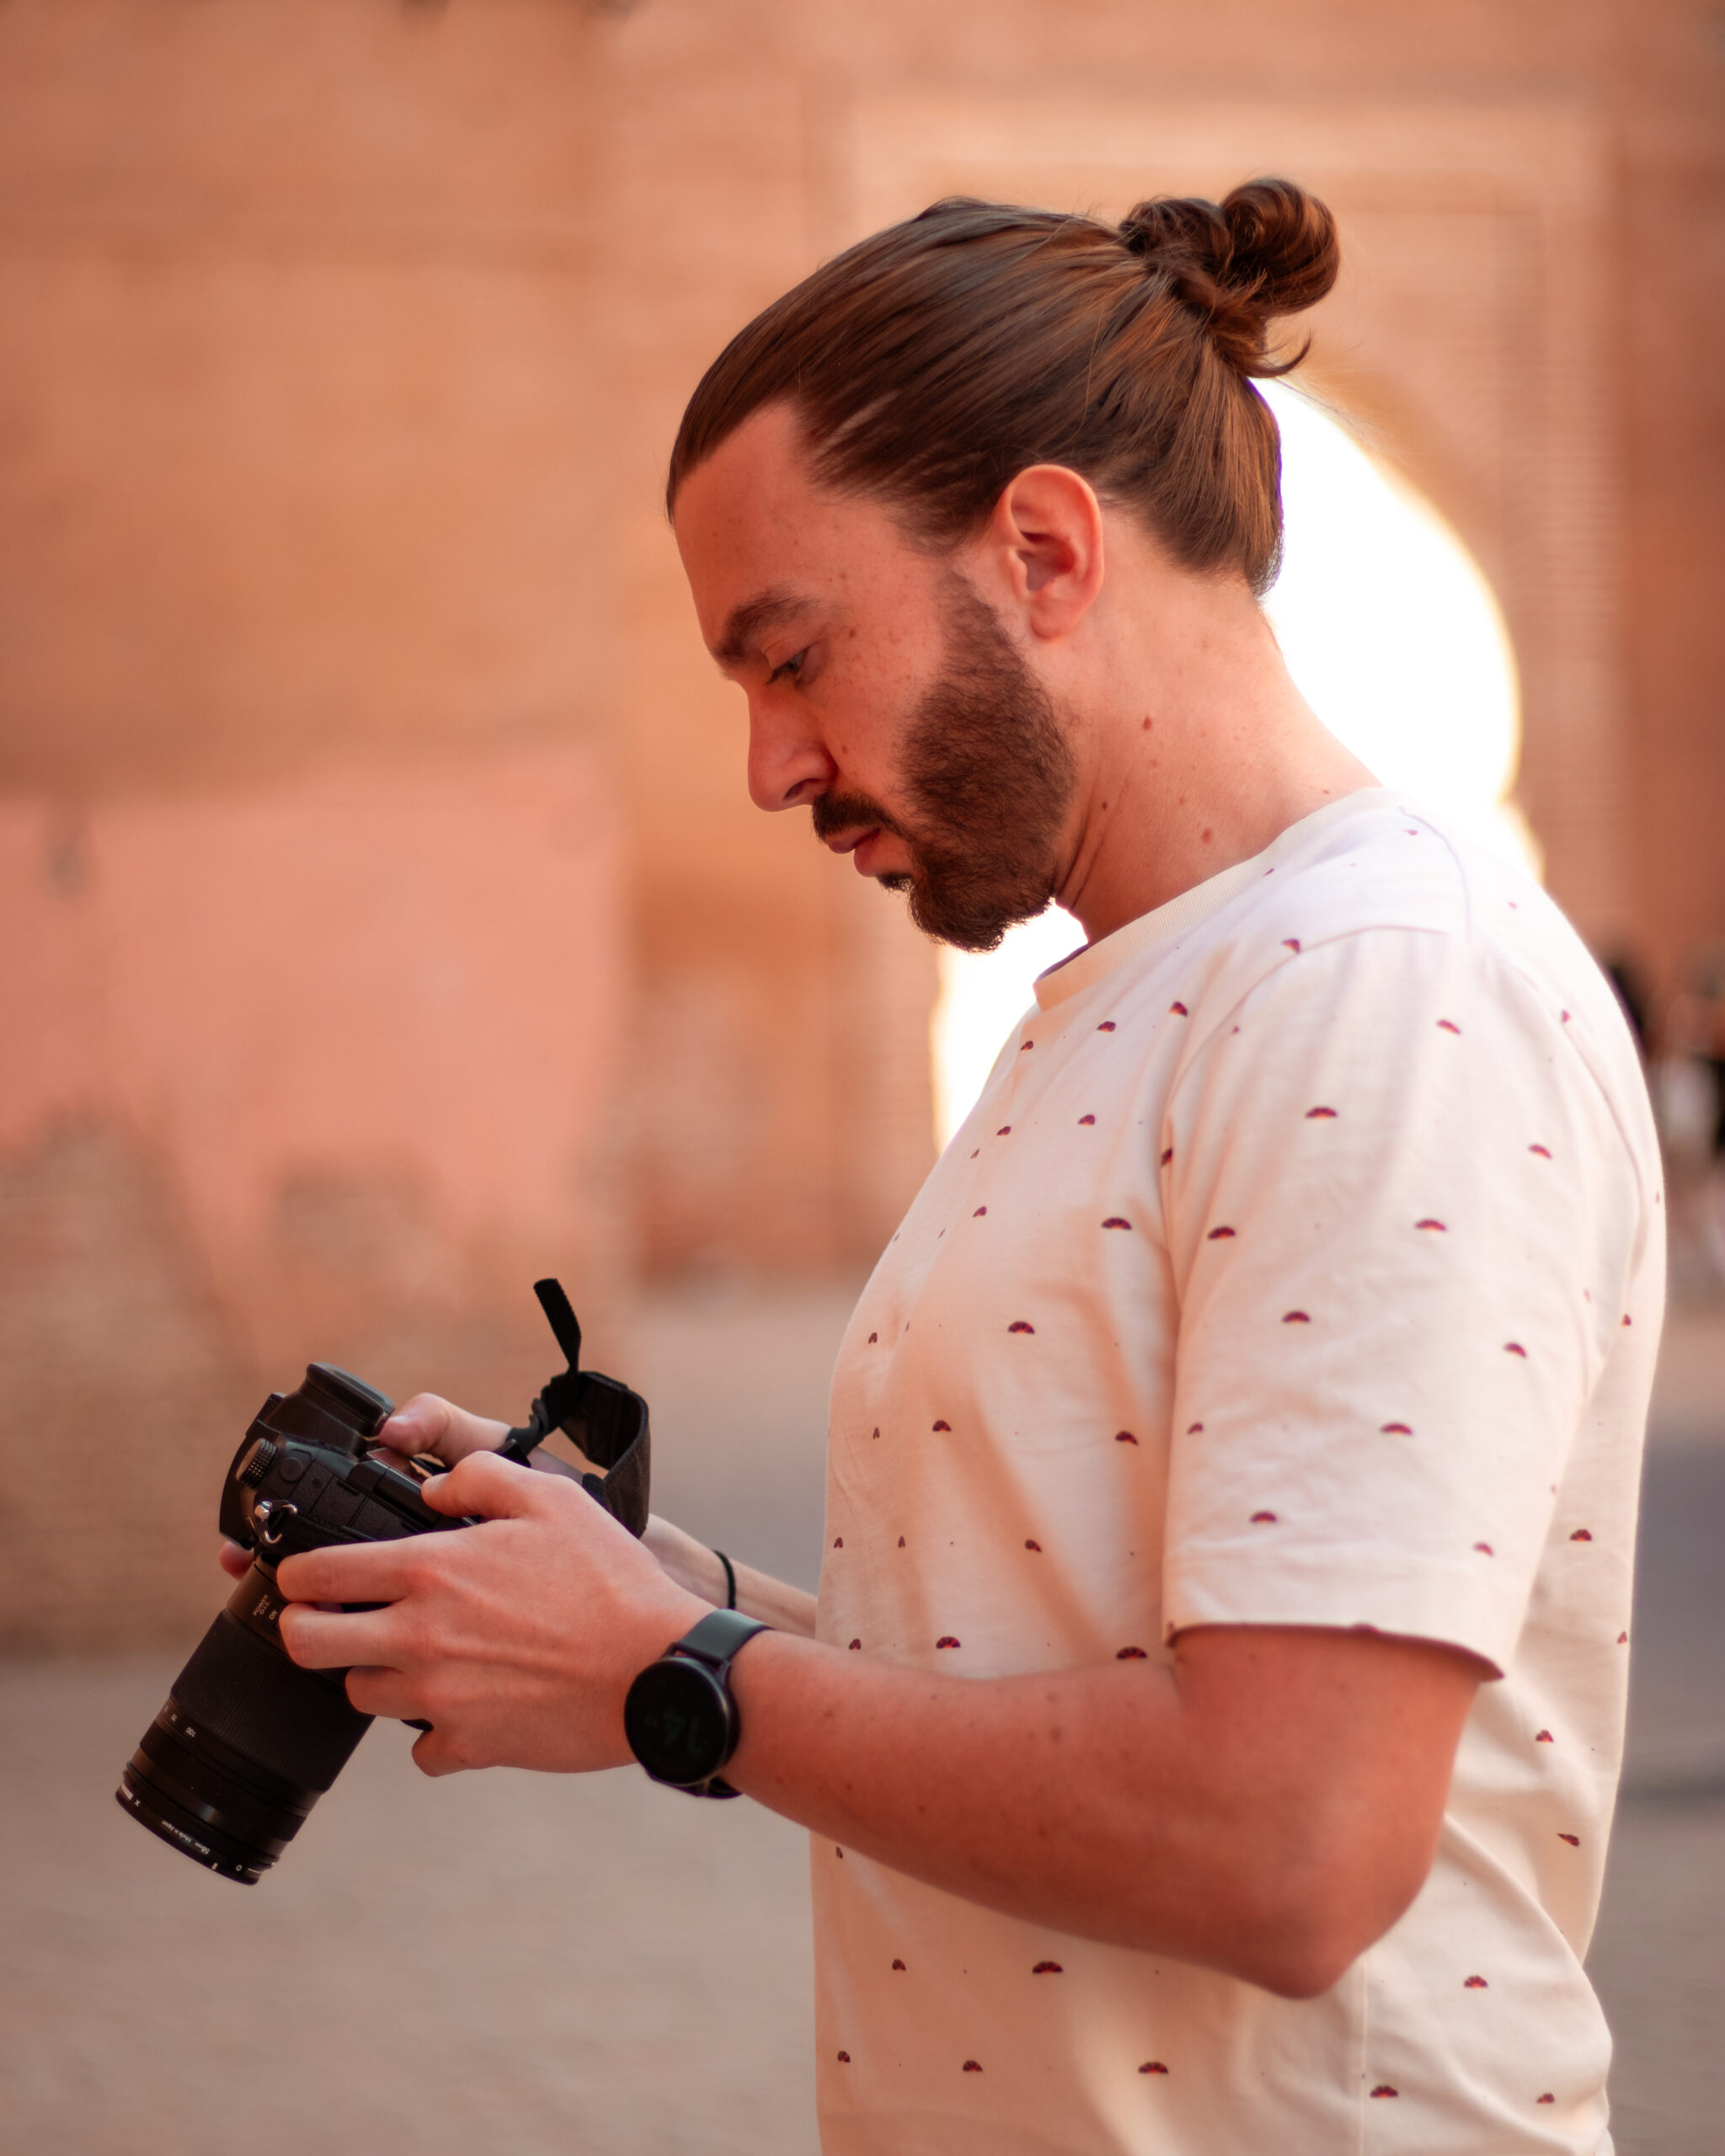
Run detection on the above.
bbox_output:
[1172,798,1603,1033]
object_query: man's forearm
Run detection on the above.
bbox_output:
[724,1624,1478,1999]
[639,1513,818,1636]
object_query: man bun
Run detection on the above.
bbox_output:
[1118,177,1339,375]
[670,173,1343,595]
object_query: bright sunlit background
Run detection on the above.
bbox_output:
[931,382,1533,1146]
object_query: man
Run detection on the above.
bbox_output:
[266,180,1662,2153]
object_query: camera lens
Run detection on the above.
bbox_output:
[117,1604,371,1885]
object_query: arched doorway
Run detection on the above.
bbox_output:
[931,385,1530,1146]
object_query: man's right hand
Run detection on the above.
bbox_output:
[215,1390,818,1637]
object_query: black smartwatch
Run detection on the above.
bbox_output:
[623,1608,772,1798]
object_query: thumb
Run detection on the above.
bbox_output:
[380,1393,510,1465]
[420,1447,547,1522]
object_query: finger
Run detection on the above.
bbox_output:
[276,1536,427,1606]
[344,1665,422,1721]
[410,1725,468,1779]
[420,1448,555,1523]
[278,1602,401,1672]
[379,1394,510,1465]
[218,1539,253,1580]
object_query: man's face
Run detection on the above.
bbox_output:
[674,404,1076,951]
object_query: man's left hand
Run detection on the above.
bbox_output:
[274,1452,708,1778]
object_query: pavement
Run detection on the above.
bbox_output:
[2,1284,1720,2156]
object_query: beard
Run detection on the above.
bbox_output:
[810,575,1077,952]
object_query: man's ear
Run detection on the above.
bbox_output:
[981,464,1106,640]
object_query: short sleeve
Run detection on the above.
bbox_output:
[1160,926,1646,1673]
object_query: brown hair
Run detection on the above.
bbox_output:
[667,177,1338,596]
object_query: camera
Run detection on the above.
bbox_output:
[116,1279,649,1884]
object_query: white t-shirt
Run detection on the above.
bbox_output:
[812,790,1663,2156]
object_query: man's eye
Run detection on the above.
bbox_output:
[768,649,806,686]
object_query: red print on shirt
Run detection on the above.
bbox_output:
[973,1205,987,1216]
[1570,1529,1594,1542]
[1097,1021,1117,1032]
[1370,2086,1400,2100]
[1116,1646,1148,1659]
[1251,1511,1279,1524]
[1102,1217,1132,1230]
[1558,1833,1581,1846]
[1437,1019,1462,1033]
[1464,1975,1488,1988]
[1160,1146,1174,1166]
[1416,1219,1447,1231]
[1474,1543,1495,1556]
[1008,1321,1035,1333]
[1115,1430,1139,1445]
[1170,1002,1188,1016]
[1139,2062,1170,2076]
[1504,1342,1528,1357]
[936,1636,961,1650]
[1024,1539,1043,1550]
[1530,1144,1552,1159]
[891,1960,905,1971]
[1079,1114,1096,1125]
[1032,1961,1064,1974]
[1283,938,1302,953]
[1305,1105,1337,1118]
[1381,1422,1413,1435]
[1207,1225,1236,1240]
[1535,1730,1554,1742]
[1282,1310,1311,1324]
[997,1125,1012,1136]
[963,2061,983,2073]
[932,1420,951,1432]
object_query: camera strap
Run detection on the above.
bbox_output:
[498,1278,652,1539]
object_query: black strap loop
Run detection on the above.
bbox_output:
[498,1278,652,1539]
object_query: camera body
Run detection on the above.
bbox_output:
[216,1359,472,1652]
[117,1282,649,1884]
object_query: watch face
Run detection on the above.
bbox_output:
[624,1657,734,1787]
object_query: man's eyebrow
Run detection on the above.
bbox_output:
[713,587,815,668]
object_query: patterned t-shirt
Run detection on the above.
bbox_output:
[812,789,1663,2156]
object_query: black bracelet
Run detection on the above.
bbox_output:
[713,1549,737,1610]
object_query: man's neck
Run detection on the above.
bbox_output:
[1052,568,1376,945]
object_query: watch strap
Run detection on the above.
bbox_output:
[672,1608,770,1669]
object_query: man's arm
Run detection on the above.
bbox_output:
[359,1390,818,1636]
[275,1448,1484,2001]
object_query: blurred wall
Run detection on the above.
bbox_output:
[2,0,1720,1643]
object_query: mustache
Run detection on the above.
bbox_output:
[810,791,913,846]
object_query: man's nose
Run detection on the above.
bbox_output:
[746,701,836,813]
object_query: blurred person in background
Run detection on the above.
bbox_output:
[1663,952,1725,1282]
[255,179,1663,2155]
